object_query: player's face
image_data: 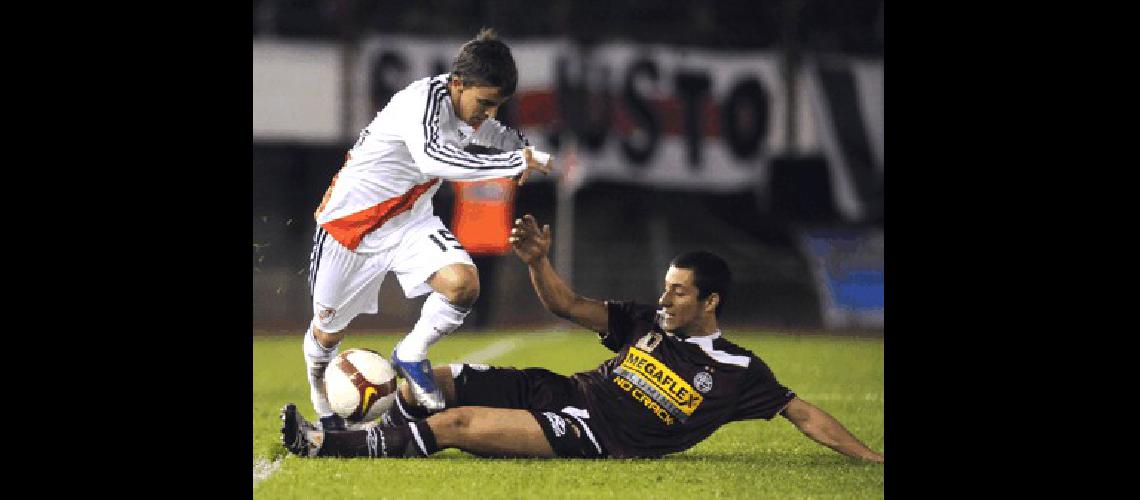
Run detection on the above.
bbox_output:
[450,79,510,128]
[657,266,706,334]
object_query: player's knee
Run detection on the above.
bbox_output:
[435,266,480,308]
[452,279,480,309]
[312,326,344,349]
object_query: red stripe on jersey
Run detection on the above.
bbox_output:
[320,178,441,251]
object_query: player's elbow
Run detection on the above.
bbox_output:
[546,294,580,320]
[544,299,569,318]
[783,400,822,434]
[794,419,822,439]
[791,411,839,446]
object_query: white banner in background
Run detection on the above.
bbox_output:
[253,42,343,143]
[252,38,883,193]
[804,56,884,222]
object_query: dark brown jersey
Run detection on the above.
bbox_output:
[570,301,796,458]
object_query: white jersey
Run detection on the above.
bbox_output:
[314,74,528,252]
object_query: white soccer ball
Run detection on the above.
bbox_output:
[324,348,398,422]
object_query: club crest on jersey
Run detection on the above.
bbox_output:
[693,371,714,394]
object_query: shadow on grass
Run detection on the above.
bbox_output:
[259,447,875,467]
[303,451,871,467]
[661,451,869,466]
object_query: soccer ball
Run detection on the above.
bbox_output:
[324,348,398,422]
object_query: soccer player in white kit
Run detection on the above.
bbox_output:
[303,28,552,431]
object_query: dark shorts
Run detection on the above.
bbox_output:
[454,364,607,458]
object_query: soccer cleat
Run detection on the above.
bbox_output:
[390,343,445,411]
[319,414,346,431]
[280,403,325,458]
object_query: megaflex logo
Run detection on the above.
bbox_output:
[611,347,705,425]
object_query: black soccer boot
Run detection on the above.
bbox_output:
[280,403,325,458]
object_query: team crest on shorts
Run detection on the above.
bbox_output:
[319,307,336,321]
[693,371,714,393]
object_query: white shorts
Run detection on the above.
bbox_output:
[307,215,474,333]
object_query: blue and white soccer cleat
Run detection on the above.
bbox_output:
[280,403,325,458]
[390,343,446,411]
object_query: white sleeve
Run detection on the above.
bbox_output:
[468,118,529,152]
[399,82,527,181]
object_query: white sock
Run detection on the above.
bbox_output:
[303,324,340,418]
[396,292,470,361]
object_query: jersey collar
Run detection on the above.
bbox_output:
[682,330,751,368]
[683,330,722,345]
[663,329,722,342]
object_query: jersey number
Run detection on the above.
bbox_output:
[429,229,464,252]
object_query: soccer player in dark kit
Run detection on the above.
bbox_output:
[281,215,884,463]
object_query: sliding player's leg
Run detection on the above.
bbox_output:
[283,362,606,458]
[379,363,585,432]
[282,404,605,459]
[380,366,458,428]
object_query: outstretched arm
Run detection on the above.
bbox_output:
[466,119,553,186]
[509,214,609,333]
[780,397,884,463]
[396,93,550,184]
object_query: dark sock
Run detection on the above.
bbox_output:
[400,391,433,418]
[318,429,372,457]
[318,421,439,458]
[408,420,440,456]
[382,392,431,427]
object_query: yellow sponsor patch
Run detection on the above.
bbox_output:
[612,375,676,425]
[616,347,704,419]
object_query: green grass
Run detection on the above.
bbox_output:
[254,330,884,498]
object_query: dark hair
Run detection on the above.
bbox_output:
[450,28,518,96]
[669,251,731,317]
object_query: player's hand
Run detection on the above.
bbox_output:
[517,147,552,186]
[509,214,551,265]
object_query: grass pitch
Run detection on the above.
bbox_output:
[253,330,884,498]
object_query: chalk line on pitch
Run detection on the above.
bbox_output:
[452,338,520,364]
[253,456,282,489]
[451,332,571,364]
